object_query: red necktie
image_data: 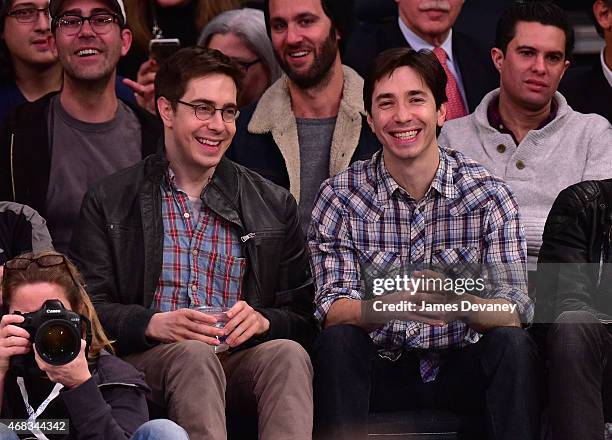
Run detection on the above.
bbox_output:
[432,47,468,120]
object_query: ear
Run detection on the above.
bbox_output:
[491,47,504,73]
[557,58,571,82]
[436,102,447,127]
[594,0,612,31]
[366,112,375,132]
[50,34,59,58]
[157,96,174,128]
[120,28,132,57]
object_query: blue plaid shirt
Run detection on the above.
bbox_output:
[308,148,532,381]
[152,171,246,311]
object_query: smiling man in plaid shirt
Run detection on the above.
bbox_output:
[69,47,316,440]
[309,48,539,440]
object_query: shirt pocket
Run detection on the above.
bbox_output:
[197,251,247,307]
[359,250,404,297]
[430,246,481,279]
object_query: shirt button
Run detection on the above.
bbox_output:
[516,160,525,170]
[496,144,506,153]
[191,284,197,292]
[183,212,190,219]
[192,249,198,256]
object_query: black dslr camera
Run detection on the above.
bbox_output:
[9,300,92,377]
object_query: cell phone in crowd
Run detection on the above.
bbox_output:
[149,38,181,63]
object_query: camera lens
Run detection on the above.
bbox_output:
[35,320,81,365]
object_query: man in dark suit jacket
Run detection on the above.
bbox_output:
[344,0,499,114]
[559,0,611,122]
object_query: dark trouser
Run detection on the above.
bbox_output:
[547,311,612,440]
[312,324,540,440]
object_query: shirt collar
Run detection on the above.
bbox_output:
[375,148,458,207]
[162,168,177,192]
[162,166,215,199]
[429,149,458,200]
[487,94,558,143]
[376,151,401,204]
[398,16,454,63]
[601,47,612,89]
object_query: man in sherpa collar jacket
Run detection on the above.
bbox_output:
[227,0,381,234]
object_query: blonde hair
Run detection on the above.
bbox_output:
[127,0,242,53]
[2,251,114,358]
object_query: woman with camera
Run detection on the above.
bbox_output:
[0,251,189,439]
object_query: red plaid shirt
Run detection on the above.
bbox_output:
[152,171,246,311]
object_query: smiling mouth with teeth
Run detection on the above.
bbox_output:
[77,49,99,57]
[196,137,221,147]
[392,130,419,140]
[289,50,309,58]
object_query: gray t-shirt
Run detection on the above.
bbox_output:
[45,96,142,252]
[297,116,336,236]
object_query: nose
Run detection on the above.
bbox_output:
[531,53,546,74]
[77,17,96,37]
[206,110,226,132]
[393,102,413,124]
[34,9,51,32]
[286,22,304,46]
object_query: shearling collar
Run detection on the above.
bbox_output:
[247,65,366,202]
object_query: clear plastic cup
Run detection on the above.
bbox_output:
[198,306,230,353]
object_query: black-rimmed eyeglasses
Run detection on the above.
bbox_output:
[176,100,240,123]
[6,7,50,23]
[54,12,119,35]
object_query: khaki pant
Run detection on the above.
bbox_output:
[124,339,313,440]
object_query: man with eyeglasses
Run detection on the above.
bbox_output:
[69,47,316,440]
[226,0,381,235]
[0,0,61,124]
[0,0,161,254]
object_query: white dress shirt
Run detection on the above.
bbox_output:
[398,17,469,109]
[600,47,612,88]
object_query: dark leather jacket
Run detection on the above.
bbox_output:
[536,179,612,324]
[69,151,317,355]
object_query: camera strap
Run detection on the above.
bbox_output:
[16,376,63,440]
